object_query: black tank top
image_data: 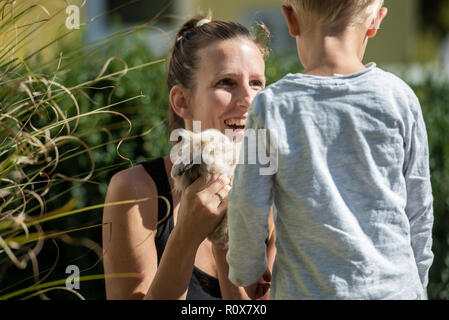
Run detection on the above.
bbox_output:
[141,158,222,300]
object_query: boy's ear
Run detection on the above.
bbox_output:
[366,7,388,38]
[169,85,193,120]
[281,5,300,37]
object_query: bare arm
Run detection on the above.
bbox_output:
[212,245,249,300]
[103,167,232,300]
[145,174,232,299]
[144,226,198,299]
[102,167,159,300]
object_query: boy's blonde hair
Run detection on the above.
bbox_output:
[283,0,384,30]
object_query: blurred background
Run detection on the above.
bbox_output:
[20,0,449,72]
[1,0,448,300]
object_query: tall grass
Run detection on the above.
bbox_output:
[0,0,169,299]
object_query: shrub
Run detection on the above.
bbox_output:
[414,81,449,299]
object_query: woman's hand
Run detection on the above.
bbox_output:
[174,173,232,247]
[244,268,272,300]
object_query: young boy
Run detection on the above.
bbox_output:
[226,0,434,300]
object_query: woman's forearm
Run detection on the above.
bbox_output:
[212,245,250,300]
[145,228,199,300]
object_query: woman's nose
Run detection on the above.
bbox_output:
[236,85,253,109]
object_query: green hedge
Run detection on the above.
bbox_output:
[414,81,449,299]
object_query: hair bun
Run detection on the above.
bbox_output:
[176,15,212,41]
[196,18,211,27]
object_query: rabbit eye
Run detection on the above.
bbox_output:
[176,163,195,176]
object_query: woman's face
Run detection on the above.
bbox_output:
[186,38,266,141]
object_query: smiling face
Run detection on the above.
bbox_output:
[184,38,266,141]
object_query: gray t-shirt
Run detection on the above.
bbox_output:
[226,64,434,300]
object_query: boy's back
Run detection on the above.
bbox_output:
[227,64,433,299]
[270,65,430,299]
[226,0,433,300]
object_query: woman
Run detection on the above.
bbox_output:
[102,14,276,300]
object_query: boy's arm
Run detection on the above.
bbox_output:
[226,96,275,289]
[226,163,273,288]
[403,98,434,289]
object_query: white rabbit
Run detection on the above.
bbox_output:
[170,129,239,247]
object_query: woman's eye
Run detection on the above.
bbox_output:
[217,79,235,86]
[251,80,265,89]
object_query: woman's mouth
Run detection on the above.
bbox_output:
[224,118,246,130]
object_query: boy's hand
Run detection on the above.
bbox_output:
[244,268,272,300]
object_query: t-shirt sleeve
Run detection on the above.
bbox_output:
[226,93,276,287]
[403,95,434,288]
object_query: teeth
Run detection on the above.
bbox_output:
[225,119,246,126]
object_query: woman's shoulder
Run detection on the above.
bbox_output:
[111,156,170,190]
[107,159,167,205]
[104,160,165,232]
[110,165,154,193]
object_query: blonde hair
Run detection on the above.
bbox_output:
[283,0,384,30]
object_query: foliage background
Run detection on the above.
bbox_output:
[1,0,449,300]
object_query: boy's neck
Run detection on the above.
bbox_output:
[299,27,369,77]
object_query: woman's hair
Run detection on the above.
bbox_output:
[282,0,384,30]
[167,14,270,132]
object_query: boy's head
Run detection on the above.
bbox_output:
[281,0,388,72]
[282,0,385,32]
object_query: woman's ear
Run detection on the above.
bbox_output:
[366,7,388,38]
[281,5,300,37]
[169,85,193,120]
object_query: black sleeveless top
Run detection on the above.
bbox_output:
[141,158,222,300]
